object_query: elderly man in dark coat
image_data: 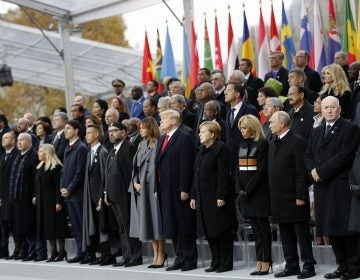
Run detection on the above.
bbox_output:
[304,96,360,279]
[155,109,197,272]
[347,146,360,280]
[268,111,316,279]
[0,131,18,259]
[82,125,111,265]
[104,122,142,267]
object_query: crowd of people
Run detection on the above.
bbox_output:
[1,49,360,279]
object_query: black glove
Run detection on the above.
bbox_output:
[239,190,248,199]
[350,184,360,198]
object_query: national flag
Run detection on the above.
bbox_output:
[300,0,313,67]
[142,31,155,85]
[270,3,281,52]
[314,0,327,73]
[190,21,199,88]
[357,0,360,59]
[226,11,238,79]
[181,26,191,98]
[160,26,177,79]
[241,10,256,76]
[328,0,341,64]
[281,1,296,69]
[155,28,163,83]
[258,6,270,80]
[343,0,357,64]
[204,18,213,71]
[214,15,223,70]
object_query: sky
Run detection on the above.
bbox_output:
[0,0,345,67]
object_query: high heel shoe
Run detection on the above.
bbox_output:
[46,251,59,262]
[152,253,168,268]
[250,261,263,275]
[257,261,273,276]
[54,251,67,262]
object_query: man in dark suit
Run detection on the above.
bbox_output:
[170,95,195,130]
[81,125,111,265]
[16,118,39,151]
[194,82,215,135]
[0,114,10,157]
[268,111,316,279]
[60,120,88,263]
[104,122,141,267]
[264,51,289,97]
[156,109,197,272]
[287,86,314,142]
[51,112,69,162]
[288,69,318,105]
[0,131,18,259]
[305,96,360,280]
[295,50,322,94]
[225,82,258,178]
[122,118,142,150]
[334,51,350,81]
[240,58,264,109]
[211,70,227,109]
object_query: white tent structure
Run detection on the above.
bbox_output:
[1,0,193,113]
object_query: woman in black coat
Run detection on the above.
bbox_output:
[190,121,236,273]
[33,144,67,262]
[236,114,272,275]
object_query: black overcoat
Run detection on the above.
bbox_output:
[304,118,360,235]
[268,130,310,223]
[349,146,360,233]
[191,141,236,238]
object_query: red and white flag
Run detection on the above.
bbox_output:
[214,15,223,70]
[258,6,271,80]
[270,3,281,52]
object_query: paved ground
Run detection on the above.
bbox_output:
[0,258,337,280]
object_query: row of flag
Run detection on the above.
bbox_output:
[142,0,360,98]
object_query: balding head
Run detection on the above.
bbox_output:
[321,96,341,123]
[17,118,30,133]
[17,132,32,152]
[269,111,291,136]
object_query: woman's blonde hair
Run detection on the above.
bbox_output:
[319,63,350,97]
[199,120,221,140]
[238,114,265,141]
[37,143,62,171]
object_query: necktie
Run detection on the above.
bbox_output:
[230,108,236,127]
[52,134,59,144]
[90,149,95,165]
[4,152,9,161]
[324,124,331,138]
[160,134,169,153]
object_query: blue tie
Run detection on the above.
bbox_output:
[324,124,331,138]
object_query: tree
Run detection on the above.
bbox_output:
[1,8,129,122]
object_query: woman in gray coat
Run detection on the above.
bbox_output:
[129,117,166,268]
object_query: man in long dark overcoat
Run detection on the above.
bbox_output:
[305,96,360,279]
[155,109,197,271]
[268,111,316,279]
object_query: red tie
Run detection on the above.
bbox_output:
[160,134,169,154]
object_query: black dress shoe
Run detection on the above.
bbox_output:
[216,266,233,273]
[0,251,9,259]
[5,254,15,260]
[124,259,142,267]
[297,270,316,279]
[205,266,218,272]
[274,268,301,278]
[34,256,48,262]
[22,255,37,262]
[340,271,360,280]
[15,254,27,260]
[112,259,130,267]
[67,256,84,264]
[181,264,197,271]
[325,270,346,279]
[166,262,184,271]
[99,256,116,266]
[89,258,102,265]
[79,256,96,265]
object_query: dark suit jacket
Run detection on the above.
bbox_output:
[104,139,135,225]
[246,74,264,93]
[304,118,360,235]
[155,128,195,237]
[303,65,323,94]
[226,102,259,177]
[51,131,68,162]
[264,66,290,97]
[181,108,195,130]
[287,101,314,142]
[0,126,10,156]
[60,139,88,202]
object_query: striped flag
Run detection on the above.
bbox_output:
[181,26,191,98]
[258,6,270,80]
[241,10,256,76]
[314,0,327,73]
[270,3,281,52]
[190,21,199,88]
[214,15,223,70]
[328,0,341,64]
[226,11,238,79]
[343,0,357,64]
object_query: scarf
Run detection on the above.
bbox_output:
[9,152,29,202]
